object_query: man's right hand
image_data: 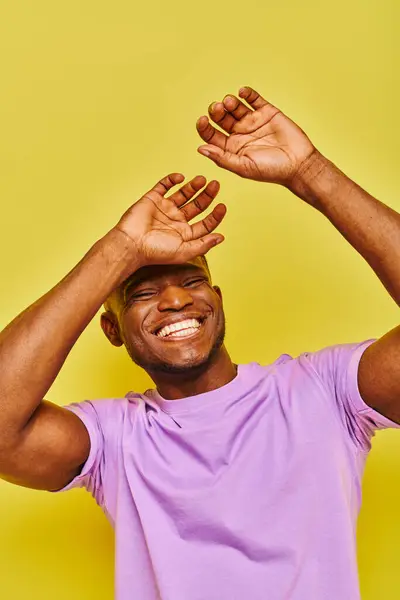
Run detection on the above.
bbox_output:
[113,173,226,280]
[0,172,226,492]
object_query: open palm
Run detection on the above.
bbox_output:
[115,174,226,268]
[197,87,315,185]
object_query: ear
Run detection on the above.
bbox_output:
[213,285,223,303]
[100,311,124,347]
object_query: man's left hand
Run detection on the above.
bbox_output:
[197,86,316,187]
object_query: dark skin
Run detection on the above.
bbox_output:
[101,258,236,399]
[0,173,228,490]
[195,86,400,425]
[0,84,400,498]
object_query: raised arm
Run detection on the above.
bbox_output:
[197,87,400,424]
[0,174,226,491]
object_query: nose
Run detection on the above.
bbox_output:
[157,285,194,312]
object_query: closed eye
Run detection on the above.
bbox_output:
[184,277,206,287]
[129,290,156,301]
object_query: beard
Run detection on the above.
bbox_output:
[127,314,226,376]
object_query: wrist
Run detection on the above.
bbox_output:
[287,150,335,209]
[94,228,144,287]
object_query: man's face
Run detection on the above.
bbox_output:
[104,258,226,375]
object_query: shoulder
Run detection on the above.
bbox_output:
[63,392,148,433]
[247,341,372,385]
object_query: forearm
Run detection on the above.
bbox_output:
[289,151,400,305]
[0,228,139,445]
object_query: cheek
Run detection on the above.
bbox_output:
[209,294,223,316]
[120,307,147,341]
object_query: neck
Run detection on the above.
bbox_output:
[149,347,237,400]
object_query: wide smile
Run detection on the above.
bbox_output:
[152,317,207,342]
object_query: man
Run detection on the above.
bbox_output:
[0,86,399,600]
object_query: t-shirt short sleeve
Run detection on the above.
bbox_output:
[301,339,400,451]
[51,400,108,507]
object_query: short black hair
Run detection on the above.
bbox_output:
[200,254,209,270]
[199,255,212,280]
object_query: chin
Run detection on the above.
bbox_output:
[130,320,226,376]
[149,350,214,375]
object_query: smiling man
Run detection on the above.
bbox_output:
[0,87,399,600]
[102,257,229,392]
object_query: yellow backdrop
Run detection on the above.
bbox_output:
[0,1,399,598]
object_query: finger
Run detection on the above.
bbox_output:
[148,173,185,198]
[233,102,281,135]
[196,116,228,149]
[238,86,269,110]
[208,101,237,134]
[181,233,225,262]
[180,180,220,222]
[197,144,247,175]
[169,175,207,208]
[191,203,227,239]
[222,95,252,120]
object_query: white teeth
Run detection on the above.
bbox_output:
[167,327,199,338]
[156,318,201,338]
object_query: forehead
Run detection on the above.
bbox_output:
[122,257,209,291]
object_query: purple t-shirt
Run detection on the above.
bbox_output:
[56,340,399,599]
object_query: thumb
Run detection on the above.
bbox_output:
[181,234,224,261]
[197,145,243,175]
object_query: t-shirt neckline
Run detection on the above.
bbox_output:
[143,363,252,415]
